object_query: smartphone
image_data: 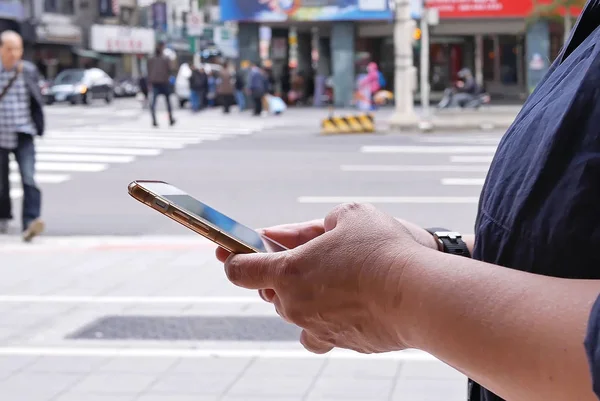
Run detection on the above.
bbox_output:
[128,180,288,254]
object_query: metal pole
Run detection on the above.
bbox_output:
[389,0,418,129]
[419,7,430,117]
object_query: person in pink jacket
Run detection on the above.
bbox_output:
[359,62,381,109]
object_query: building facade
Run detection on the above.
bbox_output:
[220,0,581,106]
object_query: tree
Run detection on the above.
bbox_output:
[529,0,587,44]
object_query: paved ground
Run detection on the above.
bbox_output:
[0,238,467,401]
[0,99,511,400]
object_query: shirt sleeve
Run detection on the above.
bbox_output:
[584,293,600,399]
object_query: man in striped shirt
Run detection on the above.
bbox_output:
[0,31,45,241]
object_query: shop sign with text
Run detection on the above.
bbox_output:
[90,25,155,54]
[425,0,583,18]
[220,0,397,22]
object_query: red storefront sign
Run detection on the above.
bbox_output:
[106,37,144,53]
[425,0,583,18]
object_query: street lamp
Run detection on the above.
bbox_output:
[389,0,418,130]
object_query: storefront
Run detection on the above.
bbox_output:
[34,13,83,79]
[220,0,397,107]
[421,0,583,100]
[0,0,35,60]
[89,24,155,78]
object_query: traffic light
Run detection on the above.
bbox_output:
[412,26,421,51]
[413,27,422,41]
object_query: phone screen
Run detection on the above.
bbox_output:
[139,182,287,253]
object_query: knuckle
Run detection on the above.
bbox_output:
[285,307,307,326]
[224,258,242,283]
[279,251,302,280]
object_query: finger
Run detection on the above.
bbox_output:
[259,219,325,250]
[224,252,289,290]
[215,247,231,263]
[258,288,276,303]
[300,330,334,355]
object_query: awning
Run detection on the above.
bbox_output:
[72,48,121,63]
[72,48,101,59]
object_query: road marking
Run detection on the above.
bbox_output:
[95,126,256,135]
[45,133,207,144]
[10,188,22,199]
[36,146,162,156]
[361,146,497,154]
[46,130,223,141]
[10,161,107,172]
[0,295,263,304]
[450,156,494,163]
[38,138,187,149]
[298,196,479,204]
[0,347,437,361]
[34,154,135,163]
[9,172,69,184]
[416,137,501,145]
[341,165,489,172]
[442,178,486,186]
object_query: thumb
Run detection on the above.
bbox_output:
[224,251,287,290]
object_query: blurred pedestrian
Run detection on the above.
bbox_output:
[147,42,175,127]
[248,62,268,116]
[359,62,381,110]
[234,64,246,111]
[217,63,235,114]
[0,31,45,241]
[138,75,149,108]
[189,64,206,112]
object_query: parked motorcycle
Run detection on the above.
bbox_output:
[438,86,491,110]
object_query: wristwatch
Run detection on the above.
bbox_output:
[425,228,471,258]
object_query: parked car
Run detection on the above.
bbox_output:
[174,62,222,108]
[113,78,139,97]
[38,79,53,105]
[47,68,114,105]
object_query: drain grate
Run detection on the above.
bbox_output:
[66,315,302,341]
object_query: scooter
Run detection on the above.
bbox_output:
[438,86,491,110]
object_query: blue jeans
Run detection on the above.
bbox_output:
[190,90,203,111]
[150,83,174,125]
[235,90,246,111]
[0,133,41,230]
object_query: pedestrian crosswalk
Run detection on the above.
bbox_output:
[298,133,502,206]
[8,118,268,200]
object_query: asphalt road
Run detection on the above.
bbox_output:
[5,98,503,236]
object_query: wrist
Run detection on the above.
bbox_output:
[392,245,442,350]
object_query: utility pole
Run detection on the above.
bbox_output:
[419,5,430,118]
[389,0,418,130]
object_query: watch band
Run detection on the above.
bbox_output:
[425,227,471,258]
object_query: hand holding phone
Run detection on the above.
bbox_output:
[128,180,288,254]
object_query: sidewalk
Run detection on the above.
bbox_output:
[185,105,521,133]
[0,236,466,401]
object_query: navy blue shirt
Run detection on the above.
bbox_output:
[470,1,600,400]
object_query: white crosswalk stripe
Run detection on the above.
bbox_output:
[9,118,264,200]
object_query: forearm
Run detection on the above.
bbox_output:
[399,247,597,401]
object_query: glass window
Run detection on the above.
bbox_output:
[53,69,85,84]
[44,0,57,12]
[61,0,75,14]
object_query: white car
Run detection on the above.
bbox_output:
[175,62,222,108]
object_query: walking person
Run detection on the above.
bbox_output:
[0,31,45,241]
[248,63,267,116]
[147,42,175,127]
[234,65,246,112]
[188,64,206,112]
[217,63,234,114]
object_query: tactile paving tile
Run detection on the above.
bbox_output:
[66,315,302,341]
